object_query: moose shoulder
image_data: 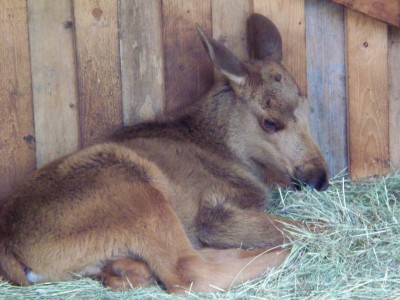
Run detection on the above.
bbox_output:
[0,14,328,294]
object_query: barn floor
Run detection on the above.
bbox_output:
[1,172,399,300]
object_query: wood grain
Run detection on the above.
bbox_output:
[120,0,164,125]
[253,0,307,96]
[332,0,400,27]
[0,0,36,199]
[388,26,400,169]
[27,0,79,166]
[305,0,347,177]
[73,0,122,147]
[346,9,389,180]
[162,0,213,113]
[211,0,253,60]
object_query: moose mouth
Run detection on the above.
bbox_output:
[251,157,328,191]
[291,172,329,191]
[250,157,293,188]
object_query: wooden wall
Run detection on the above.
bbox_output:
[1,0,399,199]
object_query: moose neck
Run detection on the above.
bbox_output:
[111,81,263,180]
[189,82,263,176]
[187,83,235,153]
[191,81,268,182]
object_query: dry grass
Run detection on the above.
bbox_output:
[1,172,399,300]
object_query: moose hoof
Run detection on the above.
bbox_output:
[99,258,156,290]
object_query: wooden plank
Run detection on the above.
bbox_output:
[0,0,35,199]
[388,26,400,170]
[73,0,122,147]
[211,0,253,60]
[162,0,213,113]
[305,0,347,177]
[331,0,400,27]
[253,0,307,96]
[346,9,389,180]
[120,0,164,125]
[27,0,79,166]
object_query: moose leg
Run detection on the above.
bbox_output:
[98,258,156,291]
[83,185,283,294]
[197,206,305,249]
[99,246,289,292]
[1,180,283,293]
[199,247,274,261]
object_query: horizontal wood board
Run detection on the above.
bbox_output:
[332,0,400,27]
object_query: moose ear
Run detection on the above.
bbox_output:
[196,25,247,86]
[247,13,283,62]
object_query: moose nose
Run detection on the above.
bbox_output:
[293,166,329,191]
[306,168,329,191]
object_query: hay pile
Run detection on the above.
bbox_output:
[1,172,399,300]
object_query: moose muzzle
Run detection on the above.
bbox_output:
[293,162,329,191]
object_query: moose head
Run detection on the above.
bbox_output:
[197,14,329,191]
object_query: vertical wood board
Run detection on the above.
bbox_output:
[27,0,79,166]
[120,0,164,125]
[211,0,253,60]
[253,0,307,96]
[162,0,213,113]
[74,0,122,147]
[388,26,400,169]
[305,0,347,177]
[346,9,389,180]
[0,0,35,199]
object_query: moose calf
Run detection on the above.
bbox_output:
[0,14,328,294]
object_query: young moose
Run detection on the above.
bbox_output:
[0,14,328,293]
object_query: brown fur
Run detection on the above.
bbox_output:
[0,14,328,294]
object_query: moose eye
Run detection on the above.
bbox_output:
[262,119,277,132]
[274,73,282,82]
